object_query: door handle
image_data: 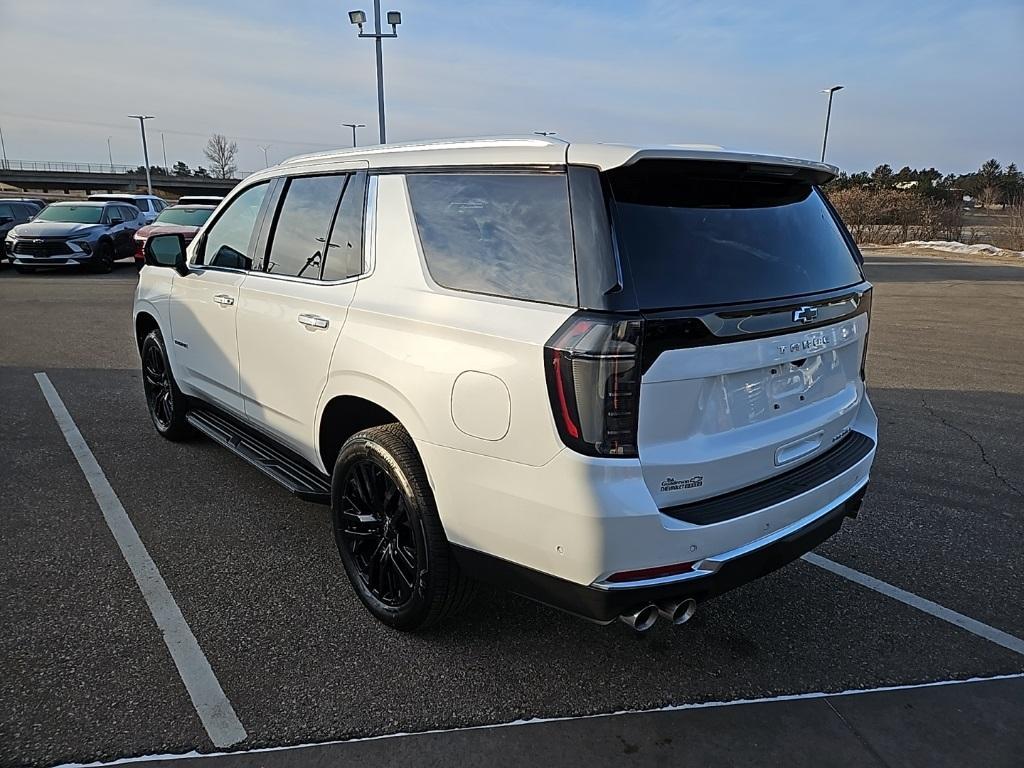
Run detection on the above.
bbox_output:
[298,313,329,329]
[213,293,235,306]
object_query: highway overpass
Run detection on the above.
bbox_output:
[0,164,242,197]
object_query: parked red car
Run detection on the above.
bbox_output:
[134,204,217,268]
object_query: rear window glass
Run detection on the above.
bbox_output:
[156,206,215,227]
[607,162,862,309]
[406,173,577,306]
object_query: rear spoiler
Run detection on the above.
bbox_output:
[567,144,839,186]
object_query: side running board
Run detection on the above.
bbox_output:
[186,407,332,504]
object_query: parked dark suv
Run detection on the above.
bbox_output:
[5,201,143,273]
[0,200,39,263]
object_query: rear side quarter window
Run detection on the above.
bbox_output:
[406,172,577,306]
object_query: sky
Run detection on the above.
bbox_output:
[1,0,1021,176]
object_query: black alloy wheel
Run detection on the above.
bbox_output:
[140,329,192,440]
[91,241,114,273]
[337,458,420,607]
[331,424,476,630]
[143,342,174,430]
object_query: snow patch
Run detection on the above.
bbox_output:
[900,240,1024,258]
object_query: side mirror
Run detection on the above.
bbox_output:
[145,233,190,276]
[109,217,124,226]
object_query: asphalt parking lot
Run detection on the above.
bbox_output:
[2,249,1023,767]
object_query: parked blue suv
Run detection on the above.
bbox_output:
[5,201,144,273]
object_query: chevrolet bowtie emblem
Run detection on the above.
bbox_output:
[792,305,818,324]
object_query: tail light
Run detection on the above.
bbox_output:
[544,313,643,458]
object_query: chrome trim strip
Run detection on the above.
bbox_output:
[592,474,870,591]
[364,174,378,275]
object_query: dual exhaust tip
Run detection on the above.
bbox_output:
[619,598,697,632]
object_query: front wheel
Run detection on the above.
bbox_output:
[90,241,114,273]
[141,329,192,440]
[331,424,476,630]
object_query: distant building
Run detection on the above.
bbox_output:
[895,180,919,189]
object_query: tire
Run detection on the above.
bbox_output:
[331,423,476,630]
[141,329,193,441]
[90,240,114,273]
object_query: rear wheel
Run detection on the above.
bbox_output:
[91,241,114,273]
[141,329,192,440]
[331,424,475,630]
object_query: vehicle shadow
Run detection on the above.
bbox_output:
[0,259,139,279]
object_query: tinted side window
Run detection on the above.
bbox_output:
[0,204,13,219]
[406,173,577,306]
[266,175,346,279]
[119,205,137,221]
[321,172,367,281]
[201,182,269,270]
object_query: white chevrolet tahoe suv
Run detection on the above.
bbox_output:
[134,136,877,632]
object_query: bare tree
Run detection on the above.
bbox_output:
[1007,203,1024,251]
[827,187,962,245]
[976,185,1002,209]
[203,134,238,179]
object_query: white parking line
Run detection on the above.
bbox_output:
[803,552,1024,656]
[34,372,247,748]
[53,673,1024,767]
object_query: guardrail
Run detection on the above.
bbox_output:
[0,159,251,177]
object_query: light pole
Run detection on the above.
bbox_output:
[348,3,402,144]
[342,123,366,147]
[107,136,114,171]
[128,115,155,194]
[161,132,168,174]
[820,85,844,163]
[258,144,272,168]
[0,122,8,170]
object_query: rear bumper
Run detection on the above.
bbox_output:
[420,392,877,620]
[454,480,866,623]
